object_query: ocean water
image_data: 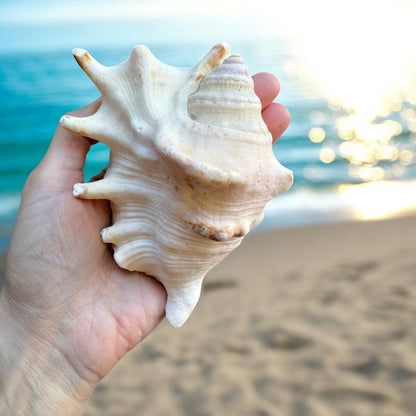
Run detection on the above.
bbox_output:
[1,34,416,250]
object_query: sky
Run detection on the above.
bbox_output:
[1,0,415,120]
[1,0,414,30]
[1,0,415,51]
[0,0,278,52]
[3,0,302,24]
[0,0,216,23]
[1,0,415,53]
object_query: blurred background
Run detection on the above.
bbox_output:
[2,1,416,415]
[1,0,416,249]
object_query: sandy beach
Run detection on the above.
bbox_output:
[81,215,416,416]
[2,215,416,415]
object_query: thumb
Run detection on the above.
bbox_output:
[41,98,102,184]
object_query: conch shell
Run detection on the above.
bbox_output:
[60,42,293,327]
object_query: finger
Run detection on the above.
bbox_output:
[252,72,281,110]
[41,98,102,181]
[262,102,291,143]
[130,273,167,343]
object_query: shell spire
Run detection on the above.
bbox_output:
[60,43,293,327]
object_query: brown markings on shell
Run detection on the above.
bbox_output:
[73,50,92,71]
[60,115,89,137]
[188,221,245,241]
[184,177,195,190]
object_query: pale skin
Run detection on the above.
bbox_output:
[0,72,290,415]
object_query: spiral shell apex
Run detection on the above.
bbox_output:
[60,42,293,327]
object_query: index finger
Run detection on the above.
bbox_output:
[252,72,281,109]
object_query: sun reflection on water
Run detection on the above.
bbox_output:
[338,181,416,221]
[311,95,416,218]
[310,84,416,185]
[285,0,416,219]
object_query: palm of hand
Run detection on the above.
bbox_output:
[5,125,166,383]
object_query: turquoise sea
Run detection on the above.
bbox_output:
[1,23,416,251]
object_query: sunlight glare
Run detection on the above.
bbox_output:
[319,148,336,164]
[288,0,416,121]
[261,0,416,187]
[338,181,416,220]
[308,127,326,143]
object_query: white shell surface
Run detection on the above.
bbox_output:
[60,43,293,327]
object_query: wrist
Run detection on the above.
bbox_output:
[0,291,95,416]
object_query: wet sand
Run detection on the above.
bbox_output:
[2,215,416,415]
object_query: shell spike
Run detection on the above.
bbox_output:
[165,280,204,327]
[189,42,231,82]
[129,44,153,62]
[60,114,96,136]
[101,222,141,244]
[73,180,112,199]
[60,113,118,147]
[180,42,231,98]
[72,48,110,93]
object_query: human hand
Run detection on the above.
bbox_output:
[0,97,168,415]
[0,72,289,415]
